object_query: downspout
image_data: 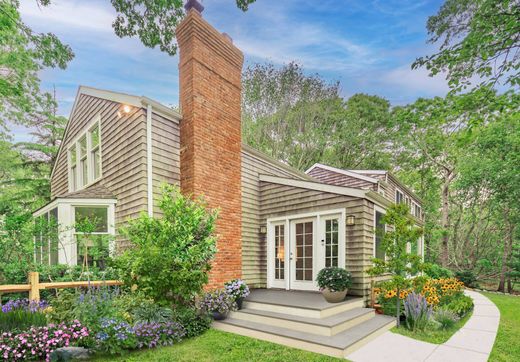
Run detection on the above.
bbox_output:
[146,104,153,217]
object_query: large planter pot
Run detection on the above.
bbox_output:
[321,288,348,303]
[211,310,229,320]
[236,297,244,310]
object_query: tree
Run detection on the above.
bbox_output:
[414,0,520,92]
[367,203,424,327]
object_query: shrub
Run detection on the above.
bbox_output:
[172,307,211,338]
[0,299,48,333]
[46,290,77,325]
[434,308,459,330]
[199,289,236,314]
[224,279,250,300]
[115,185,217,307]
[423,263,453,279]
[445,294,474,317]
[95,319,136,355]
[0,321,89,361]
[133,321,185,349]
[132,303,174,324]
[403,292,432,331]
[455,270,478,288]
[316,267,352,292]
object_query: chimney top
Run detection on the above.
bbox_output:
[184,0,204,13]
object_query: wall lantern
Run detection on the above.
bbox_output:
[259,225,267,234]
[117,104,133,118]
[346,215,356,226]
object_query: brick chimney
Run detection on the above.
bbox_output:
[176,4,243,288]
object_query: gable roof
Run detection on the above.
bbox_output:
[305,163,379,183]
[50,86,181,179]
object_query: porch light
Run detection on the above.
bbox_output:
[117,104,133,118]
[259,225,267,234]
[346,215,355,226]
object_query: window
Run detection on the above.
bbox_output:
[34,208,59,265]
[374,211,385,259]
[74,206,110,268]
[395,189,404,204]
[325,218,339,267]
[274,224,285,280]
[68,118,102,192]
[413,203,422,219]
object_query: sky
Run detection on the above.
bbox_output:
[15,0,447,141]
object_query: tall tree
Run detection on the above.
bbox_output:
[414,0,520,92]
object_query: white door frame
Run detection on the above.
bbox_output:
[266,209,346,291]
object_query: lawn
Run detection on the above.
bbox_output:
[390,311,472,344]
[484,292,520,362]
[94,329,342,362]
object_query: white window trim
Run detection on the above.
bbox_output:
[373,205,386,260]
[395,188,404,204]
[67,116,103,192]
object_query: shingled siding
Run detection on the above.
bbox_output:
[51,94,148,233]
[241,148,308,288]
[259,182,376,298]
[307,167,377,191]
[151,112,181,217]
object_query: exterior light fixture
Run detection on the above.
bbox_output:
[259,225,267,234]
[123,105,132,113]
[346,215,355,226]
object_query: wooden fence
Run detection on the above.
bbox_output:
[0,272,123,302]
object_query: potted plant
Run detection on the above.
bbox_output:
[317,267,352,303]
[200,289,236,320]
[224,279,250,310]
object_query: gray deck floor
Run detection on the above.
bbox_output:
[246,289,362,310]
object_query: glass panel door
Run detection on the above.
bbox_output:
[290,218,316,290]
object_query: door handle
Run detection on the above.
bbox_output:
[321,239,325,245]
[290,252,294,260]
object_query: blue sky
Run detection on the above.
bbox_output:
[15,0,447,141]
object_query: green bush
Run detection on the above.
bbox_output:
[316,267,352,291]
[433,308,459,330]
[423,263,454,279]
[115,185,218,307]
[455,270,478,288]
[445,294,474,317]
[173,307,211,338]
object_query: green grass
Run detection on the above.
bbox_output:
[94,329,342,362]
[390,311,472,344]
[483,292,520,362]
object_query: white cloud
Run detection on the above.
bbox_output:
[379,65,449,95]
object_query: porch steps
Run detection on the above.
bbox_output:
[212,290,396,358]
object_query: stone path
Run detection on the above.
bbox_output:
[346,290,500,362]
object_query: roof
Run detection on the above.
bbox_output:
[54,181,115,200]
[50,86,181,179]
[306,163,379,183]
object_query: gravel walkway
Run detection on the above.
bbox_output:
[346,290,499,361]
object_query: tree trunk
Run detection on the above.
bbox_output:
[396,287,401,327]
[440,176,451,267]
[498,209,513,293]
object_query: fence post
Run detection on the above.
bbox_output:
[28,272,40,302]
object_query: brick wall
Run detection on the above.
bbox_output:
[176,9,244,288]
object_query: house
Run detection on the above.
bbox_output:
[33,3,424,301]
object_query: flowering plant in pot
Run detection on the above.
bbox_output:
[316,267,352,303]
[199,289,237,320]
[224,279,250,310]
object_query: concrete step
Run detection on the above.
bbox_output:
[213,314,396,358]
[243,296,364,319]
[230,307,375,336]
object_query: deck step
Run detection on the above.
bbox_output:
[230,307,374,336]
[243,297,364,318]
[213,314,396,358]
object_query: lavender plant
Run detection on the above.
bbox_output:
[403,292,432,331]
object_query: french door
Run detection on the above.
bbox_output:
[267,211,345,290]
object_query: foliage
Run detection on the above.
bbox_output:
[423,263,454,279]
[403,292,432,331]
[224,279,250,300]
[367,203,424,326]
[316,267,352,292]
[433,308,459,330]
[199,289,237,315]
[172,307,211,338]
[484,292,520,361]
[444,294,474,317]
[95,319,136,355]
[0,321,89,361]
[0,299,48,333]
[110,0,255,56]
[133,321,185,349]
[413,0,520,92]
[131,303,174,324]
[115,184,217,307]
[455,270,478,288]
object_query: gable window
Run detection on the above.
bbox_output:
[374,210,386,260]
[68,117,102,192]
[395,189,404,204]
